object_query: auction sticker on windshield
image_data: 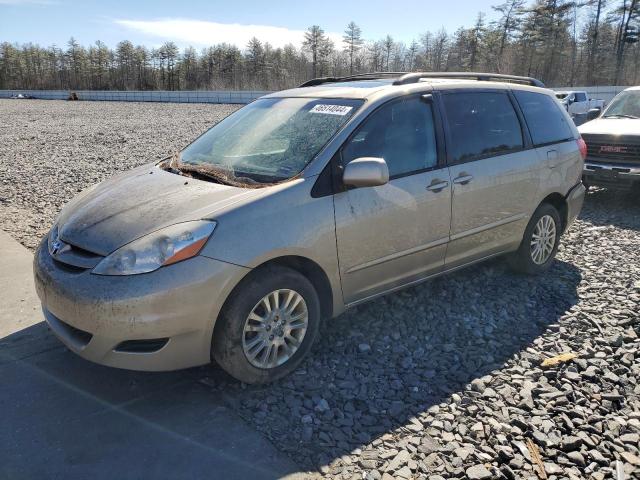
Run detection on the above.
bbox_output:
[310,104,353,115]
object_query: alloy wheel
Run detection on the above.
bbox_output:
[530,214,557,265]
[242,289,309,369]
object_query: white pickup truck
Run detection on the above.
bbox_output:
[555,91,605,116]
[578,86,640,190]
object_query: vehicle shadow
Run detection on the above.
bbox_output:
[0,323,301,480]
[580,187,640,231]
[215,258,583,474]
[0,259,582,479]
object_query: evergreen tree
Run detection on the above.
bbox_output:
[343,21,364,74]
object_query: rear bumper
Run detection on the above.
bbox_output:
[583,161,640,189]
[565,181,586,229]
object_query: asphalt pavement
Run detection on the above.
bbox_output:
[0,230,304,480]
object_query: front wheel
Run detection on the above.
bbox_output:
[508,203,561,274]
[212,266,321,384]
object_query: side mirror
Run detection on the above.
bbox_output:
[587,108,601,121]
[342,157,389,188]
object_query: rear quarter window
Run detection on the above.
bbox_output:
[514,91,574,146]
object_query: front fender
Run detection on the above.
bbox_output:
[200,177,344,315]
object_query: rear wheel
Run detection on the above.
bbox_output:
[212,266,320,384]
[508,203,561,274]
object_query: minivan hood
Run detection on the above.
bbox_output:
[579,117,640,136]
[58,165,263,256]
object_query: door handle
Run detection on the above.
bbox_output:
[547,150,559,168]
[426,180,449,192]
[453,174,473,185]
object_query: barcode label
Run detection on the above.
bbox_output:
[310,104,353,116]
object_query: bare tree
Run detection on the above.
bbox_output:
[586,0,607,84]
[614,0,639,84]
[405,40,419,71]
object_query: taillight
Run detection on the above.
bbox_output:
[577,137,588,160]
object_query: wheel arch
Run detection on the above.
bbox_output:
[539,192,568,233]
[258,256,334,320]
[222,255,335,322]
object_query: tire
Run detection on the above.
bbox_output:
[508,203,562,275]
[212,265,321,384]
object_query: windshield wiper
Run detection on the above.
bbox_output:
[603,114,640,119]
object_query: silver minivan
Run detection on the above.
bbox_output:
[34,72,586,383]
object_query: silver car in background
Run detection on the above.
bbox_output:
[34,72,586,384]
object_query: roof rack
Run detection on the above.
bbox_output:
[393,72,546,88]
[298,72,407,88]
[298,71,545,88]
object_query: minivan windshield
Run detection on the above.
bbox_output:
[603,90,640,118]
[177,97,363,184]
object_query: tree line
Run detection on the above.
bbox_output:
[2,0,640,91]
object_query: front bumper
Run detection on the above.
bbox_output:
[33,238,249,371]
[583,161,640,189]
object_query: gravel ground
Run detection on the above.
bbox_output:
[0,99,240,249]
[1,99,639,479]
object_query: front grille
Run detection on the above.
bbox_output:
[50,239,104,269]
[582,134,640,166]
[52,258,86,273]
[114,338,170,353]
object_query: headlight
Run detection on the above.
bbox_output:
[92,221,216,276]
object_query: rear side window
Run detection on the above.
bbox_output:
[514,91,574,146]
[441,91,524,164]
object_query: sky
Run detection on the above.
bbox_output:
[0,0,502,50]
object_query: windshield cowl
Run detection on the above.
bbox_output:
[160,155,286,189]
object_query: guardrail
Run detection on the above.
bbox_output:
[0,90,272,104]
[0,85,633,105]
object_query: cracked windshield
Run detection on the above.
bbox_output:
[180,97,363,182]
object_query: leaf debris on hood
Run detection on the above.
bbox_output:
[160,153,294,189]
